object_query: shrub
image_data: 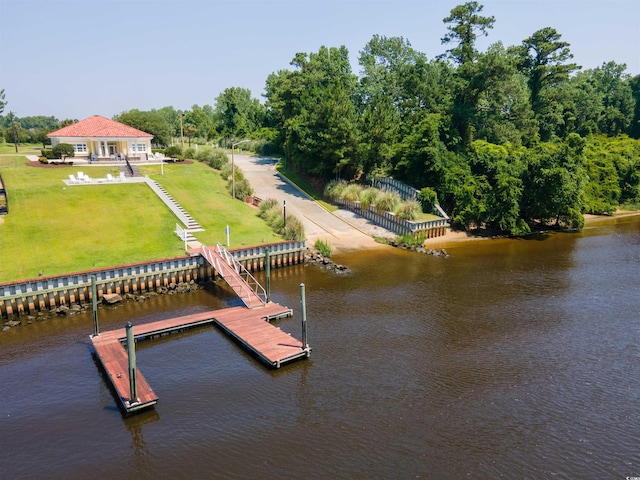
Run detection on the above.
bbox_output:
[164,145,182,158]
[258,198,279,216]
[40,149,56,160]
[374,191,400,213]
[314,239,332,258]
[52,143,75,161]
[220,163,232,180]
[194,149,213,163]
[38,157,49,164]
[396,200,421,221]
[233,177,254,201]
[283,214,305,241]
[419,187,438,213]
[183,147,196,159]
[208,149,229,170]
[225,167,253,200]
[257,197,305,241]
[324,180,347,201]
[396,232,426,247]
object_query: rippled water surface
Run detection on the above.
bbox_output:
[1,217,639,479]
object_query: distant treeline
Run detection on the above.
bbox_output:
[2,2,638,234]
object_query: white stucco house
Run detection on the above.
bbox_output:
[47,115,154,161]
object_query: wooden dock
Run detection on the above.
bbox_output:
[91,302,309,414]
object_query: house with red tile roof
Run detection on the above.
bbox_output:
[48,115,154,161]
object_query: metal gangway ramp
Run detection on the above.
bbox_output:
[200,244,267,308]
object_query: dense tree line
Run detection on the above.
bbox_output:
[261,2,640,234]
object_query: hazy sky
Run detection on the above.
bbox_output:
[1,0,639,120]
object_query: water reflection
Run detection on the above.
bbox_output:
[126,409,160,474]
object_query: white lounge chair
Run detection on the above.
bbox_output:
[106,173,114,182]
[119,172,126,181]
[68,174,79,184]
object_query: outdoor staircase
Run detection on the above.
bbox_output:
[142,178,205,244]
[118,164,141,177]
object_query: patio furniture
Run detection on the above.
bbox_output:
[119,172,125,181]
[68,174,80,184]
[106,173,114,182]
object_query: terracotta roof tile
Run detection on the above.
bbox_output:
[48,115,153,138]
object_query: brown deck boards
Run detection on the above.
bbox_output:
[91,302,308,414]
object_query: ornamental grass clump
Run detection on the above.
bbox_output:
[396,200,421,221]
[258,197,279,216]
[342,183,364,202]
[324,180,348,201]
[258,197,305,241]
[359,187,381,210]
[283,214,305,241]
[374,191,401,214]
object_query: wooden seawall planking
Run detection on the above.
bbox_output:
[91,302,310,414]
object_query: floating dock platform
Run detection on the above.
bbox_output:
[91,302,309,414]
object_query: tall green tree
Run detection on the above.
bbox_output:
[214,87,265,140]
[265,46,360,180]
[358,36,423,173]
[441,1,495,66]
[515,27,579,140]
[441,2,501,145]
[114,109,172,146]
[630,74,640,138]
[0,89,5,115]
[591,62,635,136]
[521,134,587,228]
[468,140,529,234]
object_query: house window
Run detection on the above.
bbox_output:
[131,143,147,152]
[72,143,88,153]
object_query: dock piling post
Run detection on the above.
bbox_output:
[91,275,99,337]
[300,283,308,349]
[126,322,138,404]
[265,248,271,303]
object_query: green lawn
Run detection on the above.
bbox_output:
[0,142,42,155]
[0,157,279,282]
[140,162,280,247]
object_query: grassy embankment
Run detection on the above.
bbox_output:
[0,156,279,282]
[275,160,338,212]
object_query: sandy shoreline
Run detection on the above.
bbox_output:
[325,209,640,253]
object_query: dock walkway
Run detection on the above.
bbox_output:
[91,302,308,414]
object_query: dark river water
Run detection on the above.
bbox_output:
[1,216,639,479]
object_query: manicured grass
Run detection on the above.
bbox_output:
[0,142,41,155]
[140,162,280,247]
[0,157,279,282]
